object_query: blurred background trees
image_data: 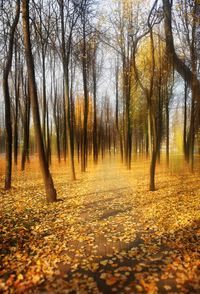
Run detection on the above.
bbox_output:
[0,0,200,196]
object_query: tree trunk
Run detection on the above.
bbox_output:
[93,46,98,164]
[3,0,20,189]
[42,50,47,149]
[163,0,200,119]
[14,76,19,166]
[189,83,195,171]
[70,55,75,162]
[21,80,30,171]
[163,0,200,171]
[148,27,157,191]
[62,77,67,162]
[166,97,169,167]
[59,0,76,180]
[22,0,56,202]
[183,80,188,160]
[14,40,20,166]
[53,86,61,163]
[150,111,157,191]
[46,103,51,166]
[150,148,157,190]
[64,77,76,180]
[82,20,88,172]
[157,73,163,164]
[3,76,13,189]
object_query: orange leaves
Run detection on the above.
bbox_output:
[17,273,24,281]
[139,280,157,292]
[100,272,119,286]
[0,156,200,293]
[91,263,99,272]
[106,276,119,286]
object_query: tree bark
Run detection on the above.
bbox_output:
[3,0,20,189]
[53,84,61,163]
[42,50,47,149]
[22,0,56,202]
[183,80,188,160]
[148,28,157,191]
[81,9,89,172]
[92,45,98,164]
[21,78,30,171]
[163,0,200,115]
[163,0,200,170]
[59,0,76,180]
[46,103,51,166]
[14,39,20,166]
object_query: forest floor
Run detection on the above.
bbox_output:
[0,154,200,293]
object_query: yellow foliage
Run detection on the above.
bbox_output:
[74,94,94,133]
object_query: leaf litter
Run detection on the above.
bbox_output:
[0,156,200,293]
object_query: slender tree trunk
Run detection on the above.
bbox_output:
[100,110,104,161]
[188,8,197,172]
[127,106,132,169]
[123,67,132,169]
[59,0,76,180]
[82,15,88,172]
[147,107,152,158]
[183,80,188,160]
[62,77,67,162]
[157,73,163,164]
[166,97,169,167]
[70,55,75,161]
[189,83,195,171]
[118,129,123,162]
[46,103,51,166]
[3,0,20,189]
[150,148,157,190]
[22,0,56,202]
[14,74,19,166]
[3,76,13,189]
[146,133,149,158]
[150,111,157,191]
[64,77,76,180]
[21,80,29,171]
[26,83,31,163]
[93,46,98,164]
[149,28,157,191]
[115,59,124,162]
[53,86,61,163]
[115,59,119,131]
[42,50,47,149]
[14,40,20,166]
[56,122,61,163]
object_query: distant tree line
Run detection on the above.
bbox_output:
[0,0,199,201]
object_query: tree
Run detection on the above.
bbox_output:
[80,0,90,172]
[52,80,61,163]
[2,0,20,189]
[13,37,21,166]
[90,41,99,164]
[21,74,31,171]
[32,0,55,153]
[163,0,200,169]
[57,0,78,180]
[22,0,57,202]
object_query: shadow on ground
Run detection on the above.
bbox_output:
[34,218,200,294]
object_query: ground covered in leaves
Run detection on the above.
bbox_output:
[0,155,200,293]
